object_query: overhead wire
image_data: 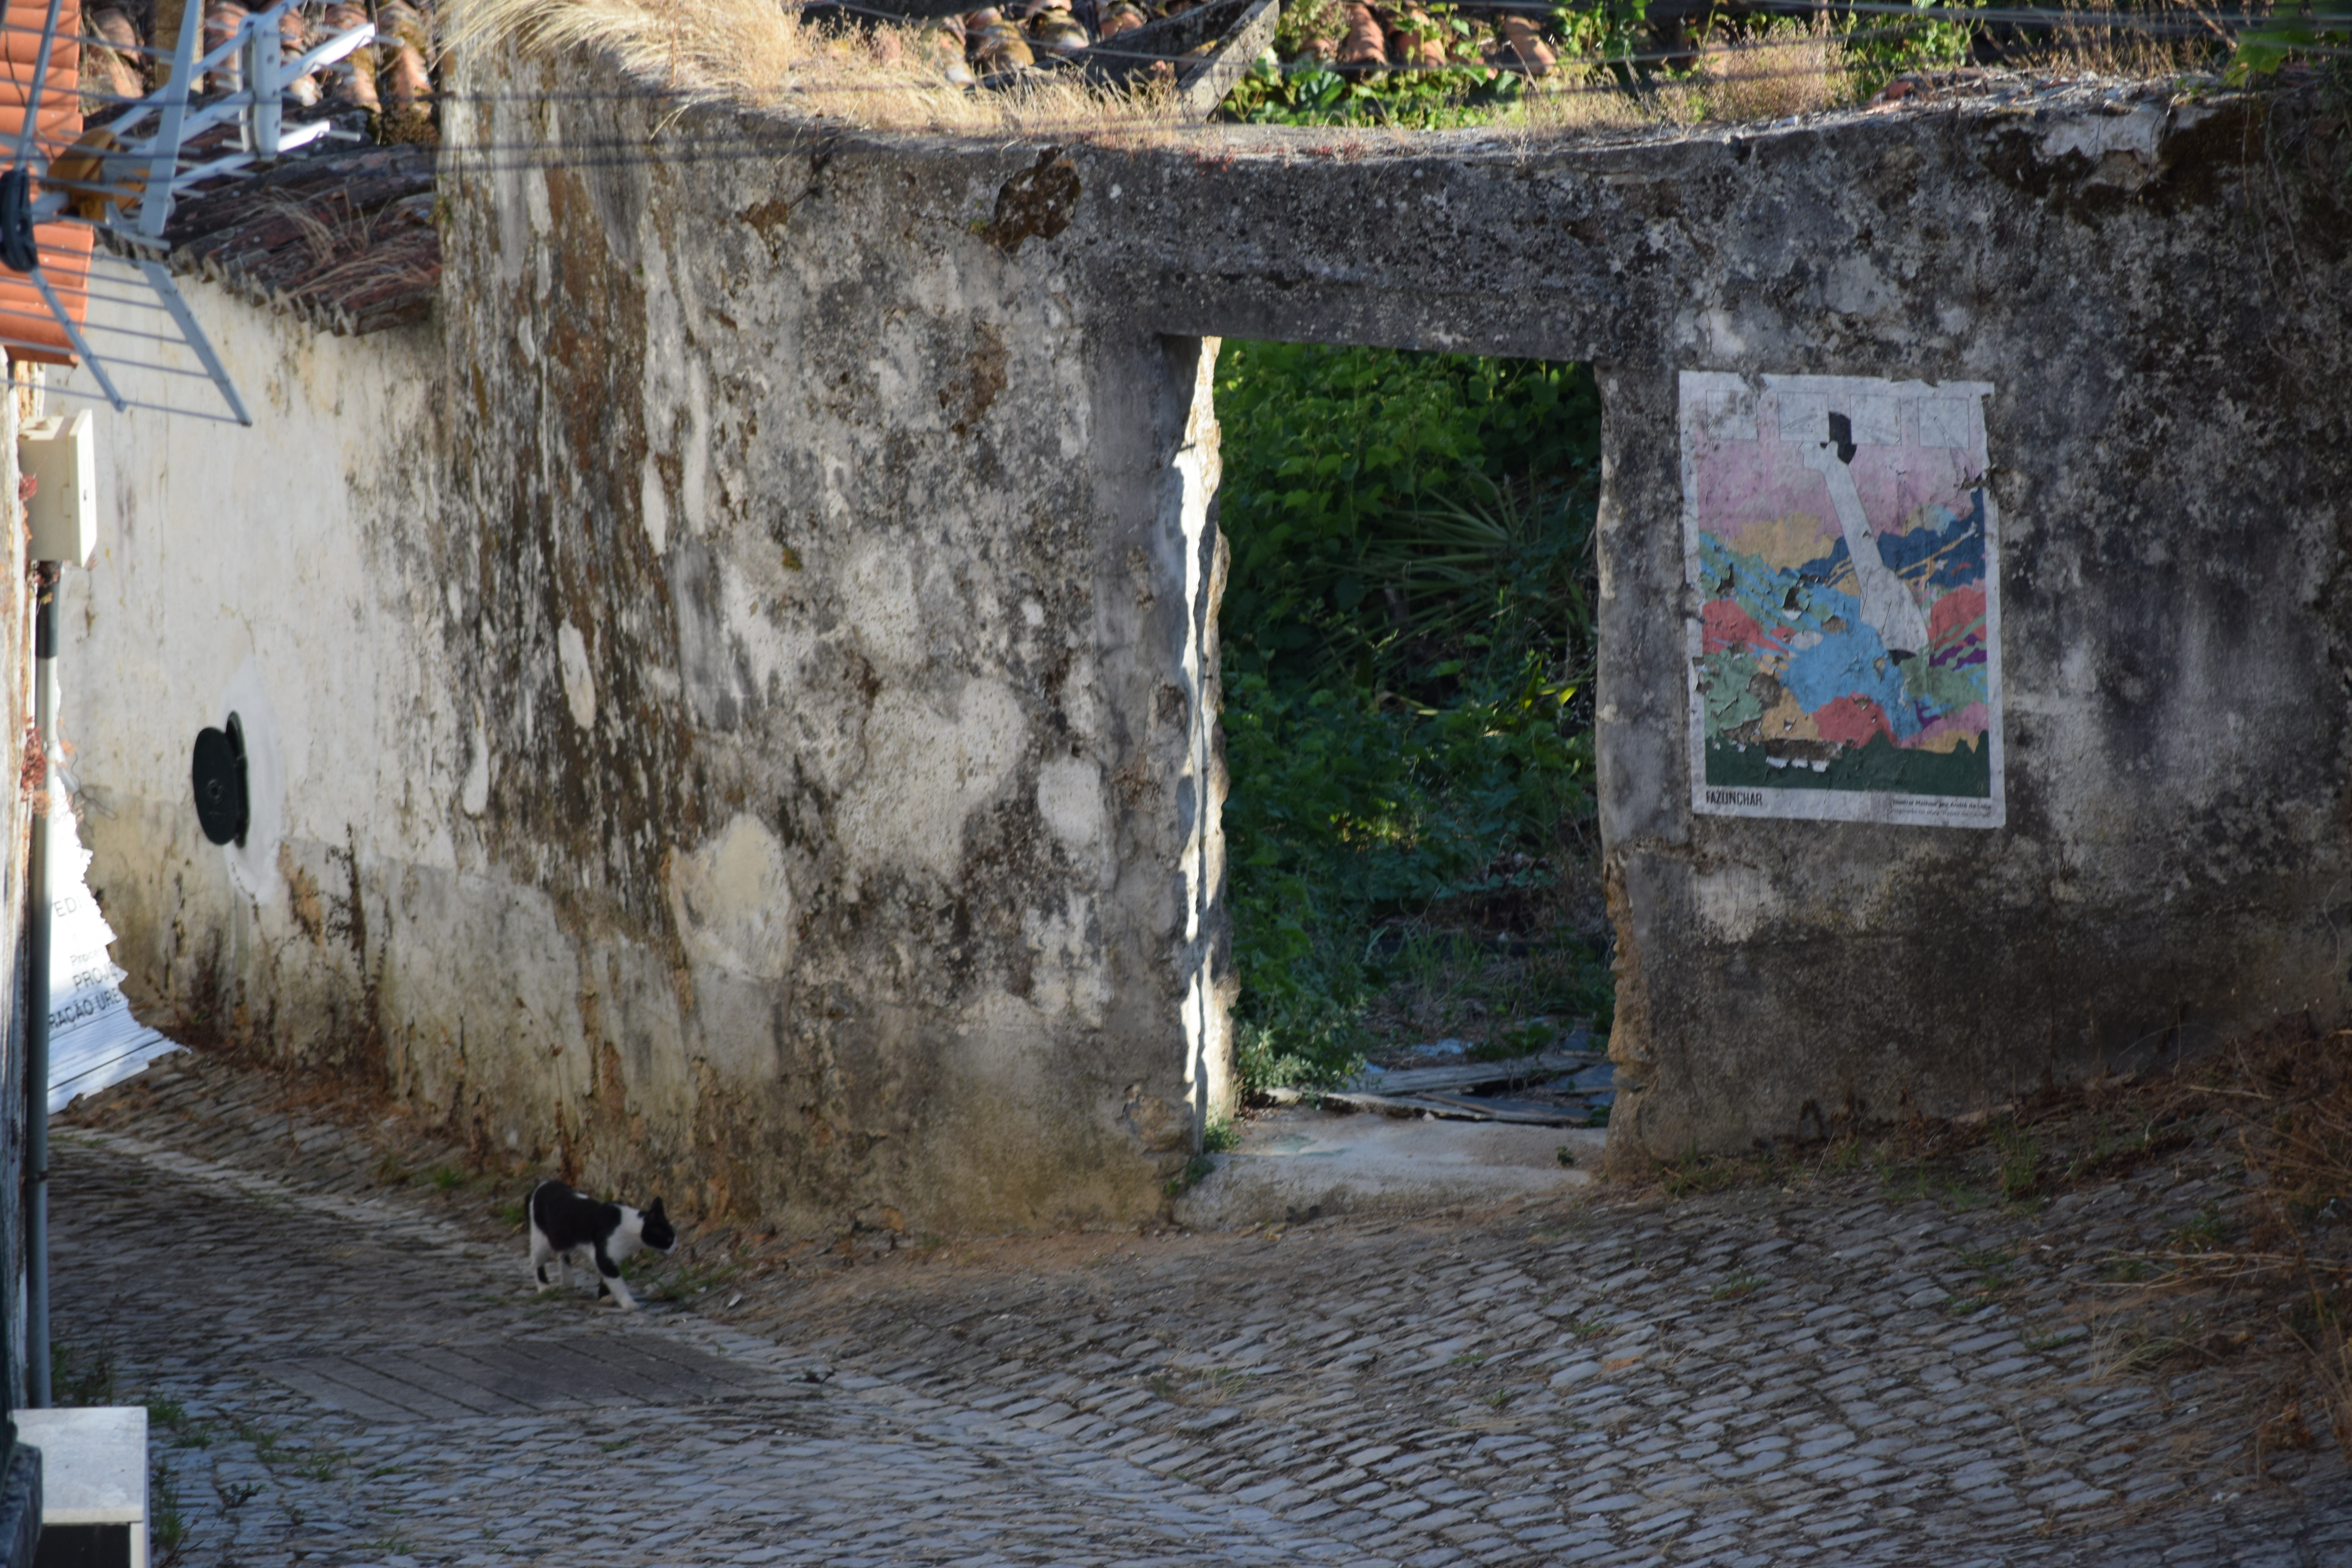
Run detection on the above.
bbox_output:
[0,9,2330,184]
[0,50,2322,184]
[1,0,2339,96]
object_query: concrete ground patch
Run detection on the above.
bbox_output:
[1174,1107,1604,1229]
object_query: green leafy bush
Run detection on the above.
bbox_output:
[1215,0,1963,131]
[2229,5,2352,83]
[1222,54,1530,128]
[1214,342,1608,1090]
[1836,0,1980,99]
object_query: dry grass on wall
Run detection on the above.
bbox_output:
[1508,26,1844,142]
[438,0,1877,142]
[1693,17,1849,122]
[1508,68,1689,136]
[432,0,2265,143]
[441,0,1183,136]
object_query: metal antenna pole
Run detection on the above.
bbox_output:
[11,0,63,170]
[24,561,54,1408]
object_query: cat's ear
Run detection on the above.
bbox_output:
[648,1197,666,1218]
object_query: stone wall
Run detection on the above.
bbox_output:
[421,68,1230,1228]
[63,292,447,1102]
[63,65,2352,1218]
[72,80,1234,1231]
[1013,87,2352,1162]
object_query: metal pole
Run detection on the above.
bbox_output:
[25,561,54,1408]
[11,0,65,171]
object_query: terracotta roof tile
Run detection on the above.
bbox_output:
[155,142,437,335]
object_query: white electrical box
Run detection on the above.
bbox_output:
[13,1405,149,1568]
[19,409,96,567]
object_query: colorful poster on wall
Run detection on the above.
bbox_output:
[1681,371,2003,828]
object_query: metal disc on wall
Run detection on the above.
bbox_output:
[191,715,249,847]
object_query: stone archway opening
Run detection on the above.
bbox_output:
[1196,336,1619,1200]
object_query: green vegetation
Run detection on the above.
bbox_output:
[51,1343,116,1407]
[1836,0,1979,98]
[150,1398,216,1450]
[1165,1152,1218,1197]
[1222,0,1653,127]
[1989,1122,2045,1203]
[1942,1249,2014,1318]
[1216,0,2345,133]
[1214,341,1609,1091]
[152,1457,188,1564]
[1223,53,1533,129]
[641,1254,739,1303]
[2169,1202,2229,1254]
[2229,7,2352,82]
[1217,0,1980,130]
[1709,1270,1767,1301]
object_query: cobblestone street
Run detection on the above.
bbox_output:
[49,1056,2352,1566]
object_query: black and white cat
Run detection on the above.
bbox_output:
[527,1180,677,1311]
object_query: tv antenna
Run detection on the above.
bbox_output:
[0,0,377,424]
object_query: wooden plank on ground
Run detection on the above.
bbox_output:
[1176,0,1279,118]
[406,1343,597,1412]
[496,1336,683,1404]
[348,1349,539,1416]
[1318,1090,1591,1127]
[586,1336,761,1401]
[282,1355,488,1421]
[1360,1048,1601,1095]
[1407,1091,1592,1126]
[255,1359,418,1422]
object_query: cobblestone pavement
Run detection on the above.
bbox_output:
[50,1054,2352,1566]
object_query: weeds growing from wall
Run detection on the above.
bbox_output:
[1221,0,1906,128]
[1213,342,1610,1091]
[1221,0,2269,133]
[458,0,2324,140]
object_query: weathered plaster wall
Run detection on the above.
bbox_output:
[67,65,2352,1211]
[420,71,1231,1230]
[71,111,1233,1232]
[63,286,447,1089]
